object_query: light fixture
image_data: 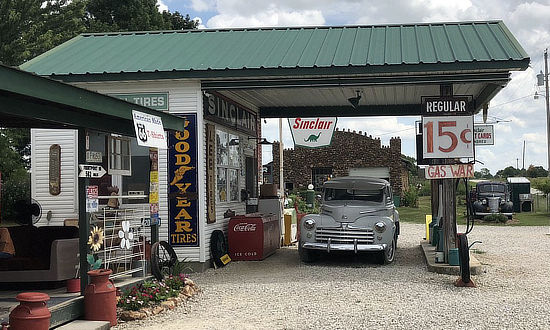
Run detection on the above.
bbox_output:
[248,137,272,145]
[228,138,239,146]
[348,90,362,108]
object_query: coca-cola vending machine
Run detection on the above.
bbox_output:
[228,214,280,261]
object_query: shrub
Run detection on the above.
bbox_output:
[483,213,508,223]
[401,187,418,207]
[1,169,30,223]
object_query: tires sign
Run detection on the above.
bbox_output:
[422,116,474,159]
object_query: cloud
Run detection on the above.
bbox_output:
[157,0,168,12]
[207,9,325,28]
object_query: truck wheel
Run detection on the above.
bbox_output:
[298,243,318,263]
[458,234,471,283]
[378,236,396,265]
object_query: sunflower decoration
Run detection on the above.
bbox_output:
[88,226,104,252]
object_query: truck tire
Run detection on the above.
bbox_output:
[458,234,471,283]
[378,235,396,265]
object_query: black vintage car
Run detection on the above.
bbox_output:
[470,181,513,219]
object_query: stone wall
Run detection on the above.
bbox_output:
[272,129,406,196]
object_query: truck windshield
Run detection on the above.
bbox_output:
[324,188,384,202]
[478,184,505,193]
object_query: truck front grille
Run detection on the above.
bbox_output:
[316,227,374,244]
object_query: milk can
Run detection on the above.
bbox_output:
[84,269,117,326]
[9,292,51,330]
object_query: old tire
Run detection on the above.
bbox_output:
[298,243,318,263]
[378,235,396,265]
[210,230,228,268]
[151,241,178,281]
[458,234,471,283]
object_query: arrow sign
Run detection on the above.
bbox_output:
[78,164,106,178]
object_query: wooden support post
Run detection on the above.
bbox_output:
[441,178,457,262]
[77,128,90,294]
[431,179,440,218]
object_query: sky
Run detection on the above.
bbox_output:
[158,0,550,175]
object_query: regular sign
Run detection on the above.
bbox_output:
[288,117,337,148]
[132,110,167,149]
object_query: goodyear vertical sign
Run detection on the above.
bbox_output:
[168,114,198,246]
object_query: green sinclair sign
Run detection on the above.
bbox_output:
[110,93,169,111]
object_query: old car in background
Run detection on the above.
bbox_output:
[298,176,399,264]
[470,181,513,219]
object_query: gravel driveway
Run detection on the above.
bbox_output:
[115,223,550,329]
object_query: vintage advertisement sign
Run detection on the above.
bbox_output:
[206,123,216,224]
[86,185,99,212]
[422,116,474,159]
[425,164,474,180]
[421,96,472,116]
[474,124,494,146]
[168,114,199,247]
[49,144,61,196]
[149,148,160,226]
[78,164,106,178]
[132,110,167,149]
[203,93,257,135]
[86,151,103,163]
[288,117,337,148]
[110,93,169,111]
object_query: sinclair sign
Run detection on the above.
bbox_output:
[288,117,337,148]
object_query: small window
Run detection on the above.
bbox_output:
[108,136,131,176]
[216,129,240,203]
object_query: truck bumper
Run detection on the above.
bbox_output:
[302,241,387,253]
[474,212,513,217]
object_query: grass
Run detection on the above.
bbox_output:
[397,195,550,226]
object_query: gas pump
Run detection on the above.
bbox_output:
[456,177,481,287]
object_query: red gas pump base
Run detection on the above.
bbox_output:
[455,278,476,287]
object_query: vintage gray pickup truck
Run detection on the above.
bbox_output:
[298,176,399,264]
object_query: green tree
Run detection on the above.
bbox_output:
[85,0,197,32]
[525,165,548,178]
[474,167,493,179]
[531,177,550,195]
[496,166,522,179]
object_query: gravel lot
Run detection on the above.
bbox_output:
[115,223,550,330]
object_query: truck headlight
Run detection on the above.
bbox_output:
[374,222,386,233]
[303,219,316,230]
[482,199,487,205]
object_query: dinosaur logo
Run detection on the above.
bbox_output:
[304,132,322,142]
[170,165,195,185]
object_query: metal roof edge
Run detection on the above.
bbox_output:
[496,21,531,60]
[1,64,185,132]
[77,20,508,37]
[46,59,531,83]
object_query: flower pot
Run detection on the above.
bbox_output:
[84,269,117,326]
[66,278,81,293]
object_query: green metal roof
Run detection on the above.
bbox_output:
[0,64,185,135]
[21,21,529,79]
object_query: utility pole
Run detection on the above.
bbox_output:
[522,140,526,170]
[545,49,550,176]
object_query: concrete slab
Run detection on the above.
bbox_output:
[55,320,110,330]
[420,241,482,276]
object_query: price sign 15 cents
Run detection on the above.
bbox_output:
[422,116,474,159]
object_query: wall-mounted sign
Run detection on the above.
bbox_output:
[86,151,103,163]
[149,148,160,226]
[422,116,474,159]
[421,96,472,116]
[78,164,106,178]
[206,123,216,224]
[168,114,199,247]
[132,110,167,149]
[288,117,337,148]
[110,93,169,111]
[425,164,474,180]
[49,144,61,196]
[203,93,257,135]
[86,185,99,212]
[474,125,494,146]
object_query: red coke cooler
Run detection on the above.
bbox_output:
[228,214,280,260]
